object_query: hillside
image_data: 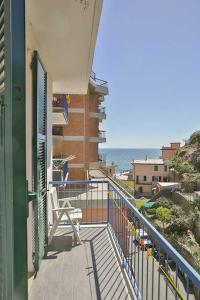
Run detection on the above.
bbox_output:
[170,130,200,174]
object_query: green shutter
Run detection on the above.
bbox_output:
[0,0,27,299]
[32,51,48,270]
[0,2,11,298]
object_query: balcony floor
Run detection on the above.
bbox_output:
[29,226,132,300]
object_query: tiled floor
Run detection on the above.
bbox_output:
[29,226,132,300]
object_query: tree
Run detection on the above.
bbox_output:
[181,175,197,193]
[156,207,171,230]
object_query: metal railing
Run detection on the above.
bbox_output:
[49,180,200,300]
[99,153,106,162]
[99,106,106,113]
[99,130,106,139]
[90,70,108,87]
[52,95,68,114]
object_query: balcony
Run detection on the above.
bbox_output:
[89,107,106,121]
[52,96,68,125]
[29,180,200,300]
[52,159,69,181]
[136,181,152,185]
[89,71,109,95]
[98,153,107,167]
[89,131,106,143]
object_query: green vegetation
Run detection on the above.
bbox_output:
[193,198,200,210]
[146,208,157,215]
[142,194,200,272]
[188,130,200,145]
[181,175,197,193]
[170,130,200,174]
[156,207,171,230]
[115,179,134,190]
[125,180,135,189]
[135,199,147,209]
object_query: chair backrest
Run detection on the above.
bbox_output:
[50,187,59,210]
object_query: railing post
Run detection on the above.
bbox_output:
[107,182,110,224]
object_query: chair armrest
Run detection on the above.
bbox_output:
[58,198,69,202]
[52,207,75,212]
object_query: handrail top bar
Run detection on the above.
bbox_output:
[48,179,200,287]
[49,180,109,185]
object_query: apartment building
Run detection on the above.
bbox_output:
[132,143,180,196]
[52,73,108,180]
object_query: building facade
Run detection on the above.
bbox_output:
[132,143,181,196]
[53,74,108,180]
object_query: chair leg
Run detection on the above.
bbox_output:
[66,213,82,244]
[48,212,64,244]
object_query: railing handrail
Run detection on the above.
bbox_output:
[49,179,200,289]
[99,106,106,113]
[90,71,108,87]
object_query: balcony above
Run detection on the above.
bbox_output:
[26,1,103,94]
[52,96,68,125]
[89,107,106,120]
[89,131,106,143]
[89,71,109,95]
[89,161,106,169]
[98,95,105,102]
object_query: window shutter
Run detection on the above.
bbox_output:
[32,51,47,270]
[0,0,26,299]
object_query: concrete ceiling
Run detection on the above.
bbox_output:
[26,0,103,94]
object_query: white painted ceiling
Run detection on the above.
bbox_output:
[26,0,103,94]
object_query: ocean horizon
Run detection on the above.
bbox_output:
[99,148,161,173]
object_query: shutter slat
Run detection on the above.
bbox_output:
[32,52,47,270]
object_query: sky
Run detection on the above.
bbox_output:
[93,0,200,148]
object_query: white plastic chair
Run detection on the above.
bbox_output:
[49,187,82,244]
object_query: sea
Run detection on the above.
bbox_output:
[99,148,161,173]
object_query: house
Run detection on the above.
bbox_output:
[132,143,181,196]
[161,142,181,163]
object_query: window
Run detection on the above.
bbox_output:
[136,175,147,183]
[164,165,168,172]
[152,176,161,182]
[53,126,63,136]
[154,165,158,171]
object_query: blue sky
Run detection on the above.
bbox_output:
[93,0,200,148]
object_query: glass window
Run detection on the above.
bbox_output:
[154,165,158,171]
